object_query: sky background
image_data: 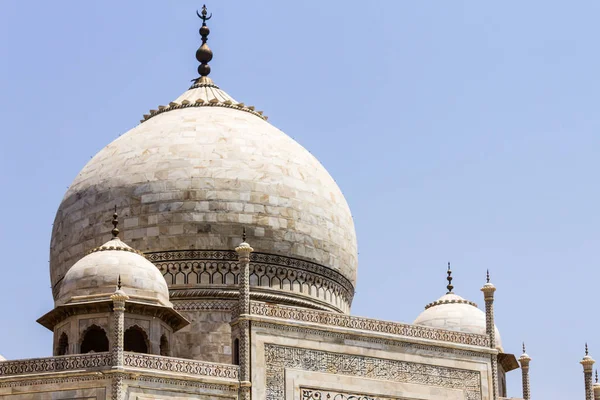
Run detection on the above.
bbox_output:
[0,1,598,399]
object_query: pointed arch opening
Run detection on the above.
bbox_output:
[80,325,109,353]
[124,325,149,353]
[57,332,69,356]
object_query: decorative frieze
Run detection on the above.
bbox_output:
[265,344,481,400]
[173,299,236,311]
[249,303,490,348]
[252,321,487,359]
[147,250,354,312]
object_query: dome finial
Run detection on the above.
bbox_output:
[446,262,454,293]
[111,206,120,239]
[195,5,214,82]
[587,343,590,356]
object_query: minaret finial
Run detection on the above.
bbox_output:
[117,275,122,290]
[486,269,490,283]
[242,227,247,243]
[111,206,120,238]
[195,5,213,80]
[446,262,454,293]
[522,342,526,354]
[596,370,598,383]
[587,343,590,356]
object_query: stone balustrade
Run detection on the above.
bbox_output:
[123,352,239,379]
[0,352,239,381]
[0,352,111,376]
[243,302,491,348]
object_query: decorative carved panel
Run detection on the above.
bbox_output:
[265,344,482,400]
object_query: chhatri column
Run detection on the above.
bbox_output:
[110,275,129,400]
[236,228,254,400]
[481,270,499,400]
[519,343,532,400]
[581,344,595,400]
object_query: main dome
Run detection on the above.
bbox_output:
[50,80,358,310]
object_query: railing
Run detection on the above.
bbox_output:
[123,352,239,379]
[0,352,111,376]
[247,302,491,347]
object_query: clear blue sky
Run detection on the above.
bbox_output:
[0,1,598,399]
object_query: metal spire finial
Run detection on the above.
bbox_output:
[446,262,454,294]
[486,269,490,283]
[117,275,122,290]
[522,342,526,354]
[197,4,212,24]
[586,343,590,356]
[111,206,120,238]
[242,227,247,242]
[195,5,213,79]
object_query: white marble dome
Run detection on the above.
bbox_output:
[50,81,358,298]
[57,237,170,307]
[413,293,503,351]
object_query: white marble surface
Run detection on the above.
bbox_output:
[50,90,357,296]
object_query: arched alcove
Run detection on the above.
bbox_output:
[124,325,149,353]
[57,332,69,356]
[80,325,109,353]
[160,334,170,356]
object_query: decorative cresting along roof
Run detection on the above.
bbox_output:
[424,293,478,310]
[140,5,267,124]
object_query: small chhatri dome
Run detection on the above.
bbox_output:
[57,210,170,307]
[413,264,503,351]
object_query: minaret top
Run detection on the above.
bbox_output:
[446,262,454,294]
[519,342,531,362]
[236,227,254,255]
[481,269,496,294]
[195,5,214,84]
[581,343,595,369]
